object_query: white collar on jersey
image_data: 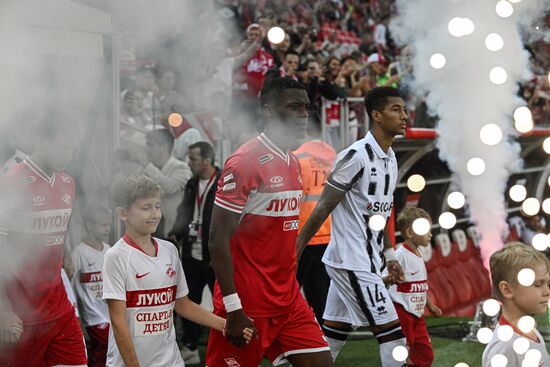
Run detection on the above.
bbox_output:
[257,133,290,164]
[24,158,56,186]
[365,131,395,160]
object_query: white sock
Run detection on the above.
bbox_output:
[323,324,352,361]
[375,324,407,367]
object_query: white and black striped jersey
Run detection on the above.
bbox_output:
[322,132,398,274]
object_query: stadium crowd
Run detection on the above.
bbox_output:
[117,0,550,140]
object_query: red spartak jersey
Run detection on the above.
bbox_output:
[0,159,75,323]
[213,133,303,317]
[234,48,274,98]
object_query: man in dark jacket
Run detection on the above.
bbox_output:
[168,141,220,364]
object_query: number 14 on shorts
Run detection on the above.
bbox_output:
[366,284,388,316]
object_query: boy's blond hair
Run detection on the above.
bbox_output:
[396,206,431,235]
[111,175,163,209]
[490,242,550,301]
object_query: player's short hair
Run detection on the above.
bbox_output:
[111,175,164,209]
[189,141,215,166]
[260,77,306,107]
[396,206,431,235]
[490,242,550,301]
[364,86,403,121]
[83,204,112,224]
[146,128,175,153]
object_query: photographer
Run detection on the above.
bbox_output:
[168,142,220,365]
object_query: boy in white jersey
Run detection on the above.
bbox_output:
[72,205,113,367]
[386,207,441,367]
[482,242,550,367]
[103,175,252,367]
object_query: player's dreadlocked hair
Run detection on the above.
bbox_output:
[260,77,306,107]
[364,86,403,121]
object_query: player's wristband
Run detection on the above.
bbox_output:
[223,293,242,313]
[383,248,397,262]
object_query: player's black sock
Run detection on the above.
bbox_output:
[322,324,352,361]
[373,324,407,367]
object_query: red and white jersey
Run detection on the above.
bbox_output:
[213,133,303,317]
[387,243,428,318]
[0,159,75,324]
[102,235,187,367]
[72,241,111,326]
[234,48,274,98]
[482,317,550,367]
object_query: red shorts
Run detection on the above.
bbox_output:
[394,303,434,367]
[86,323,109,367]
[0,311,87,367]
[206,296,329,367]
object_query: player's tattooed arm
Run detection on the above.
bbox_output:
[107,300,141,367]
[209,206,258,347]
[296,184,346,259]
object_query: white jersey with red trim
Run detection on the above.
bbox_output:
[213,133,303,318]
[102,235,188,367]
[0,159,75,323]
[72,242,111,326]
[387,243,428,318]
[482,318,550,367]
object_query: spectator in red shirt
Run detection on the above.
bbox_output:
[234,23,275,99]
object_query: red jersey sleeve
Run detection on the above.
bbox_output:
[214,153,256,214]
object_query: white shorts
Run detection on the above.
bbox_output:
[323,266,398,327]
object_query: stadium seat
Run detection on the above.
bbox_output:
[466,227,492,297]
[437,233,475,310]
[453,229,482,299]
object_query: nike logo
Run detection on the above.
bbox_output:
[88,263,95,267]
[135,272,151,279]
[410,271,420,276]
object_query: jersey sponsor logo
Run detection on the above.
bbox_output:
[134,301,174,336]
[224,358,241,367]
[366,201,393,213]
[136,272,151,279]
[80,271,102,283]
[16,208,73,234]
[22,176,36,185]
[166,266,176,279]
[245,190,302,217]
[47,235,66,246]
[397,280,428,293]
[222,182,236,191]
[270,176,284,188]
[266,194,301,213]
[258,153,273,165]
[283,220,299,231]
[88,262,96,267]
[223,173,234,183]
[126,285,177,308]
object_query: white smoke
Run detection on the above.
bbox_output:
[390,0,549,265]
